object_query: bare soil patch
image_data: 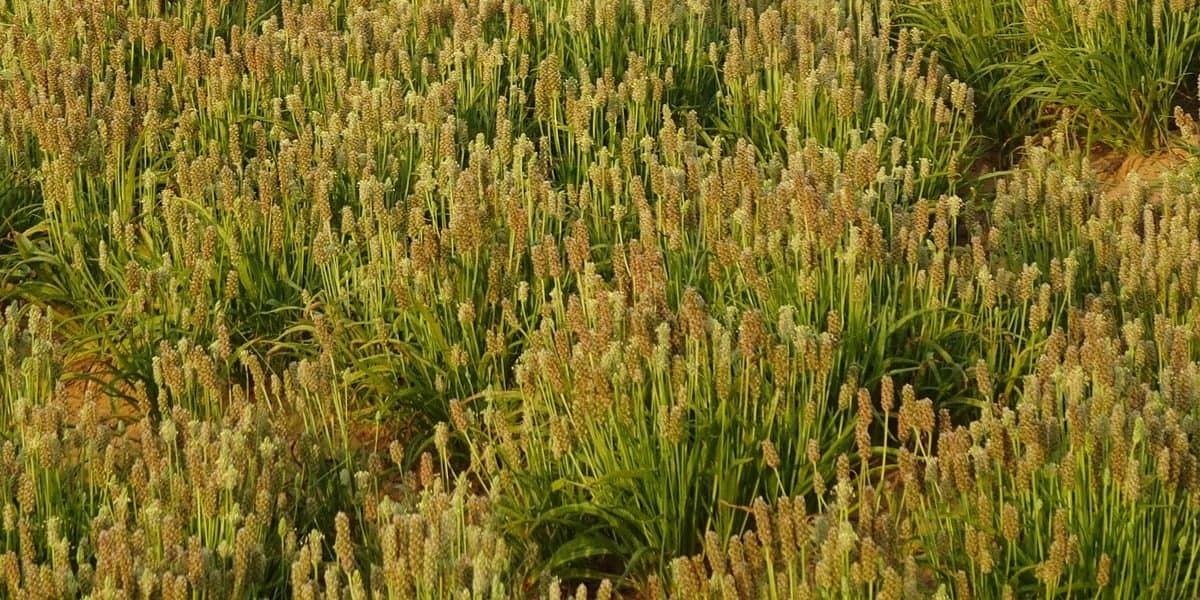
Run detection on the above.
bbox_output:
[1090,145,1190,201]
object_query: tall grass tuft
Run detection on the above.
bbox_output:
[902,0,1200,151]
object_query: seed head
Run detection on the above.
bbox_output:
[1097,552,1111,587]
[762,440,781,470]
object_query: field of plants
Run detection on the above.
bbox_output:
[1,0,1200,597]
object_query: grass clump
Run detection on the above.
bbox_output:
[901,0,1200,151]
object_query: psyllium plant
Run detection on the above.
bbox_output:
[664,131,1200,598]
[904,318,1200,598]
[715,0,980,199]
[288,478,517,599]
[470,115,1009,578]
[0,302,518,598]
[670,319,1200,599]
[6,0,1200,596]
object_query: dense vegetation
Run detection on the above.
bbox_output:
[1,0,1200,597]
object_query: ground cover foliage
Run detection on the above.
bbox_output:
[1,0,1200,597]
